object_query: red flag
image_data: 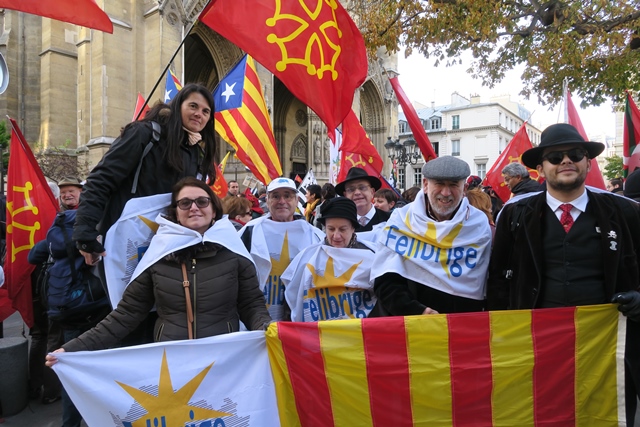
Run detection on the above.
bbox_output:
[294,175,303,184]
[565,90,606,189]
[131,93,150,122]
[0,0,113,33]
[389,77,438,162]
[210,163,228,198]
[624,91,640,177]
[483,123,537,202]
[213,55,282,185]
[200,0,367,131]
[337,110,388,187]
[0,119,59,327]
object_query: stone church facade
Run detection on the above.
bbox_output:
[0,1,398,185]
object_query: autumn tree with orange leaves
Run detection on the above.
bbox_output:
[350,0,640,107]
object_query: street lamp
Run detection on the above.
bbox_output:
[385,136,421,167]
[227,148,239,181]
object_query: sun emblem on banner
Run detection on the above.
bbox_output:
[116,351,233,427]
[266,0,342,80]
[306,257,362,289]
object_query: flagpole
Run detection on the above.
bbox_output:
[135,1,212,121]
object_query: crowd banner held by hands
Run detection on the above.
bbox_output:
[54,305,625,426]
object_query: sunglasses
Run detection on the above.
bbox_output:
[542,149,588,165]
[176,197,211,210]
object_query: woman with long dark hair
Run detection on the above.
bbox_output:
[73,83,217,265]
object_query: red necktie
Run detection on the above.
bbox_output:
[559,204,574,233]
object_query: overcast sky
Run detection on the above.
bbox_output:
[397,52,617,139]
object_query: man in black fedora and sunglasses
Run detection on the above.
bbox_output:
[487,123,640,424]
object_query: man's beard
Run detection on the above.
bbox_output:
[546,171,587,192]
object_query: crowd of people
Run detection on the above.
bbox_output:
[15,84,640,426]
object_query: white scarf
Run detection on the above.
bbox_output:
[129,215,253,285]
[240,216,324,320]
[282,242,377,322]
[370,191,492,300]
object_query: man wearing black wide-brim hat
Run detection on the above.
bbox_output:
[335,167,390,232]
[487,123,640,423]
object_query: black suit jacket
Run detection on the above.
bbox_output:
[356,208,390,232]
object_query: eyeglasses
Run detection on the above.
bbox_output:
[345,185,371,194]
[268,192,296,201]
[542,149,588,165]
[244,211,252,216]
[176,197,211,210]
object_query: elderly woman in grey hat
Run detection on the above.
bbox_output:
[281,198,379,321]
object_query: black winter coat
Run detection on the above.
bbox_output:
[487,191,640,310]
[73,121,204,242]
[63,243,271,351]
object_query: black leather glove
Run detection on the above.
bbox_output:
[76,239,105,254]
[611,291,640,321]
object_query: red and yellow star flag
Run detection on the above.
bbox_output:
[0,119,59,327]
[0,0,113,33]
[266,305,625,426]
[624,91,640,177]
[389,76,438,162]
[483,123,538,202]
[337,110,392,189]
[210,151,230,198]
[213,55,282,185]
[565,89,606,189]
[200,0,368,131]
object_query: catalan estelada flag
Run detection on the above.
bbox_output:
[199,0,367,132]
[164,69,182,103]
[0,118,59,327]
[266,305,626,426]
[214,54,282,185]
[624,91,640,178]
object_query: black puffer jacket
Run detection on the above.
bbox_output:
[510,177,541,196]
[63,243,271,351]
[73,121,204,242]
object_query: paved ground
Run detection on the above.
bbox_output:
[0,311,87,426]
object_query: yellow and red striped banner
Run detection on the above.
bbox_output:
[266,305,625,426]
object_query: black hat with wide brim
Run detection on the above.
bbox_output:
[521,123,605,169]
[335,167,381,196]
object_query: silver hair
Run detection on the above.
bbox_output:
[501,162,529,179]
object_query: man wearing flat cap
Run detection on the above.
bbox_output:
[335,167,390,232]
[372,156,492,315]
[487,123,640,423]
